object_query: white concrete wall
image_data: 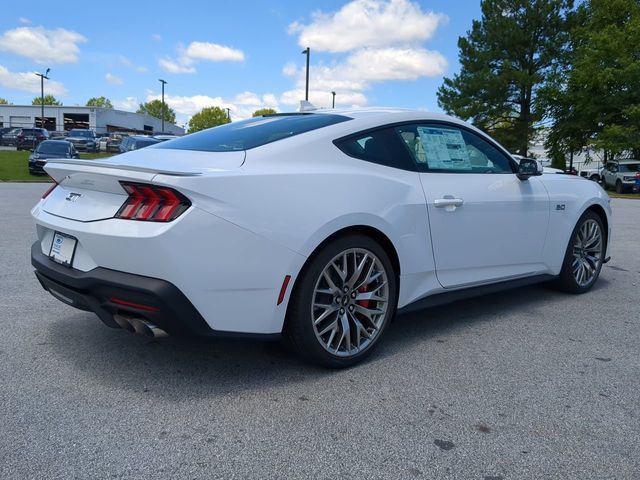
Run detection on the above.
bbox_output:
[0,105,184,135]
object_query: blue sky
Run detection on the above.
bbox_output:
[0,0,481,126]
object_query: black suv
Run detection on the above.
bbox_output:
[13,128,49,150]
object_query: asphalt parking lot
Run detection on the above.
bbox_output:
[1,183,638,480]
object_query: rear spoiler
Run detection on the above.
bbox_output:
[45,159,202,177]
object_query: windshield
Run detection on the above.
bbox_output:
[69,130,92,138]
[36,142,69,155]
[154,113,351,152]
[620,163,640,172]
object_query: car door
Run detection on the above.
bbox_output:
[395,123,550,288]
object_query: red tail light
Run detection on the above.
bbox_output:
[636,172,640,180]
[41,176,58,199]
[115,181,190,222]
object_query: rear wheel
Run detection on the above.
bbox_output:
[556,211,605,293]
[615,180,624,194]
[285,234,397,368]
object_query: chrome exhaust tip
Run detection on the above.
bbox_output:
[113,314,168,338]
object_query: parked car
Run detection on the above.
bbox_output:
[0,127,14,145]
[28,140,79,175]
[30,109,612,367]
[97,136,109,152]
[49,131,67,140]
[601,159,640,193]
[579,165,604,182]
[106,132,130,153]
[66,129,99,153]
[118,135,160,152]
[15,128,49,150]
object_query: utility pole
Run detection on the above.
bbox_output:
[331,91,336,108]
[35,68,50,129]
[159,79,167,133]
[301,47,310,101]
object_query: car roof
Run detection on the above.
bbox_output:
[613,159,640,164]
[39,140,70,144]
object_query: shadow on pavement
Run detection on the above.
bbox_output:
[45,280,603,399]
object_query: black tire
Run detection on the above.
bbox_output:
[555,210,605,294]
[284,234,398,368]
[615,180,624,194]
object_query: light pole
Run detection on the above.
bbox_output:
[331,91,336,108]
[159,79,167,133]
[226,108,231,122]
[301,47,310,101]
[35,68,50,129]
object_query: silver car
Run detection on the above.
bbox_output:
[601,159,640,193]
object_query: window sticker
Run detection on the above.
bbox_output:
[416,127,472,170]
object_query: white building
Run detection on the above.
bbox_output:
[0,105,184,135]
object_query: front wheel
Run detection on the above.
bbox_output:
[555,211,605,293]
[285,235,398,368]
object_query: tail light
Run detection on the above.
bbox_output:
[42,176,58,199]
[115,181,191,222]
[636,172,640,180]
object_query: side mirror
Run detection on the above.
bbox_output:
[517,158,544,180]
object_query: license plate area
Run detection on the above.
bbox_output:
[49,232,78,267]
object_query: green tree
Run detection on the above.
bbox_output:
[137,99,176,124]
[188,106,230,133]
[544,0,640,161]
[86,96,113,108]
[32,95,62,106]
[437,0,574,155]
[252,108,277,117]
[0,97,9,105]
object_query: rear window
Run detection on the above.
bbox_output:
[620,163,640,172]
[154,113,351,152]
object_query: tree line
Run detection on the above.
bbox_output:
[0,95,276,133]
[438,0,640,168]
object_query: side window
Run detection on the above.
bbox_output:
[334,128,415,171]
[395,124,514,174]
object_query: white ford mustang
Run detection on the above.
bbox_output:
[31,108,611,367]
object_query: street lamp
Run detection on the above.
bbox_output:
[159,78,167,133]
[35,68,50,129]
[331,91,336,108]
[301,47,310,101]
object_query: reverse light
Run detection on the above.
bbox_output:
[115,181,191,222]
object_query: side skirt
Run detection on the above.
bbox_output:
[397,274,556,316]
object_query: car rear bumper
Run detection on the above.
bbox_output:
[31,242,280,339]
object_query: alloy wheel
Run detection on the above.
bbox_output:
[571,219,603,287]
[311,248,390,357]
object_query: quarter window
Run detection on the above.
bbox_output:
[334,128,415,170]
[395,124,514,174]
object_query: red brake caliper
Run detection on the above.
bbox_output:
[356,285,370,308]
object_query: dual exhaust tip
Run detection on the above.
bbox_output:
[113,313,168,338]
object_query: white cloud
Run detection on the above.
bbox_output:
[280,47,446,108]
[0,64,66,95]
[113,96,139,111]
[159,41,245,74]
[118,55,148,73]
[152,34,162,42]
[158,57,196,74]
[282,61,297,77]
[184,41,244,62]
[105,72,123,85]
[0,26,86,64]
[18,17,31,25]
[144,90,280,124]
[289,0,446,52]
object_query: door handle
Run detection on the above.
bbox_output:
[434,197,464,210]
